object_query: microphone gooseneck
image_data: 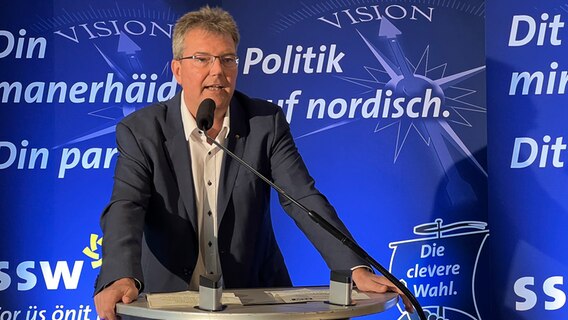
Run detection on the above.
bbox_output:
[195,99,427,320]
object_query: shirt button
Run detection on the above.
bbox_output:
[208,241,212,247]
[207,181,212,186]
[208,151,212,155]
[207,211,212,216]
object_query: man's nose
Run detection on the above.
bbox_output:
[208,57,224,75]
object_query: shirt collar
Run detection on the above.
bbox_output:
[180,91,231,141]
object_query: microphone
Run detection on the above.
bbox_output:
[195,99,426,320]
[196,98,216,132]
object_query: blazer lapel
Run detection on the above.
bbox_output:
[163,93,198,233]
[217,98,248,226]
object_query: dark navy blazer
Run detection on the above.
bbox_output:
[95,91,366,294]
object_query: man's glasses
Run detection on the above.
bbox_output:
[178,54,239,69]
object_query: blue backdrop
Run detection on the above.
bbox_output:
[487,0,568,319]
[0,1,497,319]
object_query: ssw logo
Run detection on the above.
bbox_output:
[514,276,566,311]
[0,261,84,291]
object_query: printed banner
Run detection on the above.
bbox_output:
[487,0,568,318]
[0,1,488,319]
[230,1,488,318]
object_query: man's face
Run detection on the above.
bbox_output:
[171,27,238,117]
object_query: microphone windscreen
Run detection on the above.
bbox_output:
[196,98,216,131]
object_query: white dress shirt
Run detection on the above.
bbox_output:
[180,94,230,290]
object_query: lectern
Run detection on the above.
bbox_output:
[116,286,399,319]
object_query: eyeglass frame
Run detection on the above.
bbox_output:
[177,54,240,68]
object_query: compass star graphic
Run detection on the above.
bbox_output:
[38,5,178,149]
[334,18,487,204]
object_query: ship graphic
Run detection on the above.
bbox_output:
[389,219,489,320]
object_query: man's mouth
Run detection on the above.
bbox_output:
[204,85,225,91]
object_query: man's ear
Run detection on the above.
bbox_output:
[171,59,182,84]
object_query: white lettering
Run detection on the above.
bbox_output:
[0,29,46,59]
[0,262,10,291]
[508,14,564,47]
[511,136,566,168]
[39,261,83,290]
[317,5,433,29]
[306,89,446,120]
[55,20,173,43]
[0,73,177,104]
[16,261,36,291]
[544,276,566,310]
[242,44,344,75]
[58,147,118,178]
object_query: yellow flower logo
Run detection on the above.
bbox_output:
[82,234,103,268]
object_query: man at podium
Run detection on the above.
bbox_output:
[94,6,412,320]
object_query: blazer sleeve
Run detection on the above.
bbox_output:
[268,107,369,271]
[94,121,151,294]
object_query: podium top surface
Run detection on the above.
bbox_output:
[116,286,399,320]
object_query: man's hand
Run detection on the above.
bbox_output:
[352,268,414,313]
[94,278,139,320]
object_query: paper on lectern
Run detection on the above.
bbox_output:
[146,291,241,308]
